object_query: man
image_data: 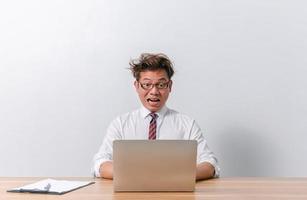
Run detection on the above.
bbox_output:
[93,53,220,180]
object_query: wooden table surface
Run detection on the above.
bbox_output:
[1,177,307,200]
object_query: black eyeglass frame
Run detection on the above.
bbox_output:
[138,81,170,90]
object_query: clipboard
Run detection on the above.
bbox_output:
[7,178,95,195]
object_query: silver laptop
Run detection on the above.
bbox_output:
[113,140,197,192]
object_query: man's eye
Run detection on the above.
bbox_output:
[157,83,165,88]
[157,83,167,88]
[142,83,152,88]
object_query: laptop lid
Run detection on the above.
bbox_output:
[113,140,197,192]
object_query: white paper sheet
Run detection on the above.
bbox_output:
[7,178,95,194]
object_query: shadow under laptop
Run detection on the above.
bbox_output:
[113,192,197,200]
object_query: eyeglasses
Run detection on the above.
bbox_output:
[139,81,170,90]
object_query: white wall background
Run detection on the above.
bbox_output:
[0,0,306,177]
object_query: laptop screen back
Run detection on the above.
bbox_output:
[113,140,197,191]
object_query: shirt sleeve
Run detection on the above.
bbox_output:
[92,118,122,177]
[190,120,220,178]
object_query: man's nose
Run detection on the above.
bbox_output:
[149,85,160,94]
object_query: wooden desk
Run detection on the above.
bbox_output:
[1,177,307,199]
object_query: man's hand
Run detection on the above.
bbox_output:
[99,161,113,179]
[196,162,215,181]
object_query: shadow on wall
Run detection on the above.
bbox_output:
[217,128,277,177]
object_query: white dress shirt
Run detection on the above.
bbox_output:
[92,106,220,177]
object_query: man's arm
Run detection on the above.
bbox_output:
[99,161,113,179]
[189,120,220,179]
[196,162,215,181]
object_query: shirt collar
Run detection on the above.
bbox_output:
[140,105,168,119]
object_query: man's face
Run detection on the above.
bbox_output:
[134,69,172,112]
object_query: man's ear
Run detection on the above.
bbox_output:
[168,80,173,92]
[134,80,139,90]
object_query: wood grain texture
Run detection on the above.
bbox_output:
[1,177,307,200]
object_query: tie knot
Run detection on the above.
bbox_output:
[149,113,158,120]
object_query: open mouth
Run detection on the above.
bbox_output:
[147,98,160,102]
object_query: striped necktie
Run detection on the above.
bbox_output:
[148,113,158,140]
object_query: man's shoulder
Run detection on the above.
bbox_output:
[113,108,141,121]
[166,108,195,122]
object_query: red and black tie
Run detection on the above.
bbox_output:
[148,113,158,140]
